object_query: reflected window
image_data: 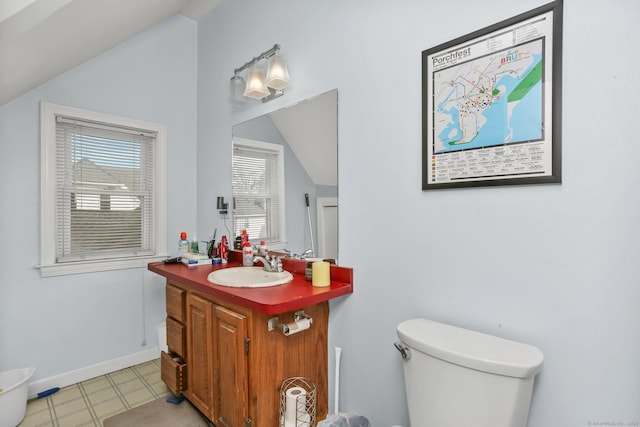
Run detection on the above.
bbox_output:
[232,138,285,246]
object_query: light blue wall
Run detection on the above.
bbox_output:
[0,16,197,379]
[1,1,639,426]
[196,0,640,426]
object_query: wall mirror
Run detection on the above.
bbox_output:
[232,89,338,260]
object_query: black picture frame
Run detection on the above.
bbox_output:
[422,0,563,190]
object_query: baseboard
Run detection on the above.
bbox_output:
[27,347,160,399]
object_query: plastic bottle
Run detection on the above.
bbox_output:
[220,235,229,263]
[179,232,189,254]
[257,240,267,255]
[242,241,254,267]
[191,234,199,254]
[240,229,249,248]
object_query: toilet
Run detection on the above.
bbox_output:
[395,319,543,427]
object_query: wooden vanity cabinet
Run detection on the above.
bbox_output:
[162,279,329,427]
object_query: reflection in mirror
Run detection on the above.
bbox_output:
[232,89,338,260]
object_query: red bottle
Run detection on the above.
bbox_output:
[219,235,229,263]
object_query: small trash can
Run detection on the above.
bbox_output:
[0,367,35,427]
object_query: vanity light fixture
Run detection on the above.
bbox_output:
[230,44,291,103]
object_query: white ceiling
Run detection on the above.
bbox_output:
[0,0,218,105]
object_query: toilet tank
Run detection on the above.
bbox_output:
[396,319,543,427]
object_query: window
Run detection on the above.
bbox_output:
[232,138,285,248]
[40,102,167,276]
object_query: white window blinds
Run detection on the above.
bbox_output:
[232,141,283,244]
[55,116,156,262]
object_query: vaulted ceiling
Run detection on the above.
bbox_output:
[0,0,218,105]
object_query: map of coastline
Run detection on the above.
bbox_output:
[432,38,544,154]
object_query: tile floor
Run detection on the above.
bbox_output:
[19,358,170,427]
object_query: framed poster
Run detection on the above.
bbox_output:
[422,0,562,190]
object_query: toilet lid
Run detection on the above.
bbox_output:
[397,318,544,378]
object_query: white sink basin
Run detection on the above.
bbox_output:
[207,267,293,288]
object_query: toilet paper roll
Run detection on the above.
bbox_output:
[285,386,308,424]
[312,261,330,287]
[283,318,311,336]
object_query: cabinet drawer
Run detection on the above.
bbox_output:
[166,283,185,322]
[161,351,187,395]
[166,316,185,357]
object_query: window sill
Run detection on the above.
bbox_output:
[37,256,167,277]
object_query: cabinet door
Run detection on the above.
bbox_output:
[214,306,248,427]
[185,293,215,419]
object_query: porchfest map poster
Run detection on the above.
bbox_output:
[422,1,562,189]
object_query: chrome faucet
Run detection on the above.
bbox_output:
[253,253,283,272]
[283,248,315,259]
[299,249,315,259]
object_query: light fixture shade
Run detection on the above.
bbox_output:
[265,54,291,90]
[243,67,270,99]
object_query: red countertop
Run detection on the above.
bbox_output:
[148,255,353,315]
